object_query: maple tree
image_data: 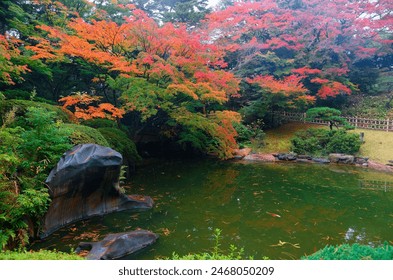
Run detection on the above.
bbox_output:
[0,35,29,86]
[205,0,393,109]
[25,4,241,158]
[1,0,392,158]
[59,92,125,120]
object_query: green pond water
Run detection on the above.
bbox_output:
[33,160,393,259]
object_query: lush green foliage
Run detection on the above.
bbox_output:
[291,128,362,156]
[18,107,72,176]
[326,130,362,155]
[0,249,83,260]
[234,120,265,148]
[303,243,393,260]
[0,100,72,126]
[0,106,73,250]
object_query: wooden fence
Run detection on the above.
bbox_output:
[273,111,393,132]
[360,180,393,192]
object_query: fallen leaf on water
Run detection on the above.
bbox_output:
[74,231,100,241]
[157,228,172,236]
[270,240,300,249]
[321,236,333,241]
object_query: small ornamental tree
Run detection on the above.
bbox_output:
[306,107,352,130]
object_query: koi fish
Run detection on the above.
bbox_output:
[266,212,281,218]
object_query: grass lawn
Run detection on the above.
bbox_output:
[354,128,393,164]
[258,122,393,164]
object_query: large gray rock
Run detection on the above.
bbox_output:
[77,230,159,260]
[329,153,355,164]
[354,156,368,165]
[312,157,330,164]
[276,153,297,161]
[41,144,153,238]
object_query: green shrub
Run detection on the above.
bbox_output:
[98,127,141,162]
[303,243,393,260]
[167,229,260,260]
[64,124,109,147]
[291,129,330,156]
[326,130,362,154]
[234,120,265,148]
[0,107,72,250]
[0,249,83,260]
[291,128,361,156]
[18,107,72,177]
[234,122,254,143]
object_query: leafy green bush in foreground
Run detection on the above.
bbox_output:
[303,243,393,260]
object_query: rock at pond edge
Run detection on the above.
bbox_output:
[77,230,159,260]
[41,144,153,238]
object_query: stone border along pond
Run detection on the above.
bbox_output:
[233,148,393,173]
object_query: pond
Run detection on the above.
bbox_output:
[33,160,393,259]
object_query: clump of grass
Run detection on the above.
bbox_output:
[167,229,263,260]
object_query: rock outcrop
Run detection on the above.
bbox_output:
[328,153,355,164]
[77,230,159,260]
[41,144,153,238]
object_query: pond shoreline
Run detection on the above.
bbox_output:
[241,152,393,173]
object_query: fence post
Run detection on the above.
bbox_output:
[303,112,306,123]
[355,117,358,128]
[387,118,390,132]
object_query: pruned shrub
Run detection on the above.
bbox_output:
[291,128,361,156]
[303,243,393,260]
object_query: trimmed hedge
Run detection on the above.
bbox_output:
[291,128,362,156]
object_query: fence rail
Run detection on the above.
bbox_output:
[273,111,393,132]
[360,180,393,192]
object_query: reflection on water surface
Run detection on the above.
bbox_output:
[33,160,393,259]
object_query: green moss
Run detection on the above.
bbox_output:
[63,124,109,146]
[0,99,72,126]
[0,250,84,260]
[98,127,141,162]
[303,243,393,260]
[82,118,117,129]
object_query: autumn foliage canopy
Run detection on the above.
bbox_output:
[1,0,392,158]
